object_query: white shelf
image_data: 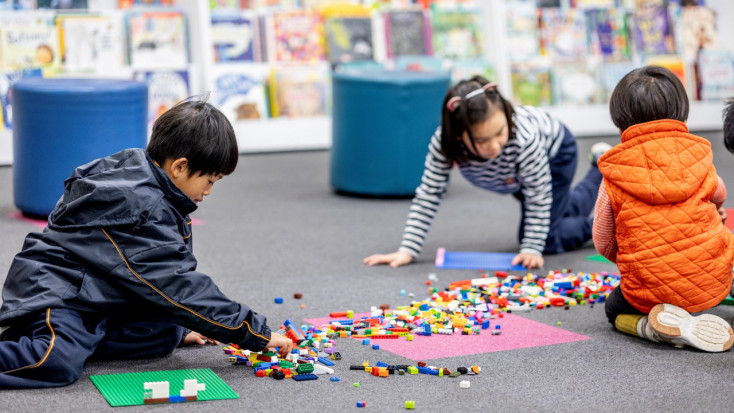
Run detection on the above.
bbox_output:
[233,117,331,153]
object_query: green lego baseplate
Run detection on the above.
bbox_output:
[90,368,239,407]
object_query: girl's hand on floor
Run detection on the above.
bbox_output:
[512,252,544,269]
[363,251,413,268]
[183,331,219,346]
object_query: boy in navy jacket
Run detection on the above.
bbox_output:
[0,98,292,388]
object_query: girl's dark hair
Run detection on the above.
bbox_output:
[440,75,514,164]
[609,65,689,133]
[147,95,238,176]
[724,99,734,153]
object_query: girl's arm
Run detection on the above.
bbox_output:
[593,179,618,263]
[516,137,553,256]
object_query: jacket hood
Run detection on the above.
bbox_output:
[597,120,713,205]
[48,148,197,229]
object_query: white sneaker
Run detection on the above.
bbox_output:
[648,303,734,352]
[589,142,612,166]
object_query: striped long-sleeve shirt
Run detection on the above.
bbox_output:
[398,105,565,257]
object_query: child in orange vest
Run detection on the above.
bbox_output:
[594,65,734,352]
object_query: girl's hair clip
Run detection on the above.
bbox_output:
[446,96,462,112]
[447,82,498,112]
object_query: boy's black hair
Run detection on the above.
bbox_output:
[723,99,734,153]
[440,75,514,164]
[609,65,689,133]
[147,96,238,176]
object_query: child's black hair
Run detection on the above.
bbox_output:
[440,75,514,164]
[723,99,734,153]
[609,65,689,133]
[147,95,238,176]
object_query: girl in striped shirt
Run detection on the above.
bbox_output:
[364,76,608,269]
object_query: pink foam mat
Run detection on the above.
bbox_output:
[9,211,47,229]
[304,312,590,360]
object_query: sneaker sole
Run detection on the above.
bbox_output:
[649,303,734,352]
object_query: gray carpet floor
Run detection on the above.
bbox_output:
[2,132,734,412]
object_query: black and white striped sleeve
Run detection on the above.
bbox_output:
[515,124,553,255]
[398,129,452,258]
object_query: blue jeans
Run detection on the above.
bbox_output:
[518,125,602,254]
[0,308,183,388]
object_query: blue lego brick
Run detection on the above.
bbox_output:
[292,373,318,381]
[317,357,334,366]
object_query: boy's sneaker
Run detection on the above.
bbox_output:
[648,303,734,352]
[589,142,612,166]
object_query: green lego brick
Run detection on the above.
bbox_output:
[90,368,238,407]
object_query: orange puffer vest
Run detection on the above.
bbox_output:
[598,119,734,313]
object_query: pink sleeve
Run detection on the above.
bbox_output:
[593,180,618,263]
[711,176,726,208]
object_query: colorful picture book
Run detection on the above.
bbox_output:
[430,8,482,60]
[586,7,630,61]
[59,14,125,73]
[211,11,260,62]
[552,58,604,105]
[505,0,539,60]
[268,64,329,118]
[127,10,189,68]
[645,54,690,93]
[540,8,588,60]
[267,9,325,62]
[385,9,431,58]
[0,68,43,129]
[324,16,374,64]
[632,3,676,56]
[0,24,60,74]
[37,0,88,9]
[511,59,552,106]
[209,64,269,122]
[133,69,190,124]
[677,5,718,61]
[696,49,734,102]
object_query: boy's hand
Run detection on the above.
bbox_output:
[512,252,544,269]
[718,205,727,224]
[183,331,219,346]
[363,251,413,268]
[266,332,294,357]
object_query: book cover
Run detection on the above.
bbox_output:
[211,11,259,62]
[385,9,431,58]
[269,64,329,118]
[133,69,190,124]
[60,15,125,73]
[696,49,734,102]
[118,0,175,7]
[209,0,242,10]
[600,60,637,99]
[37,0,88,9]
[511,59,552,106]
[0,68,43,129]
[0,0,35,10]
[572,0,617,7]
[551,58,604,105]
[633,4,675,56]
[0,24,60,74]
[644,54,690,93]
[505,0,539,60]
[430,8,481,60]
[324,16,374,64]
[678,6,718,61]
[269,9,325,63]
[210,64,269,122]
[586,7,630,61]
[540,8,588,60]
[127,10,189,68]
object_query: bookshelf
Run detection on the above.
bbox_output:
[0,0,733,166]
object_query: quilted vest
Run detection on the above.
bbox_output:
[597,119,734,313]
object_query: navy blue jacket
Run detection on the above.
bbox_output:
[0,148,271,351]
